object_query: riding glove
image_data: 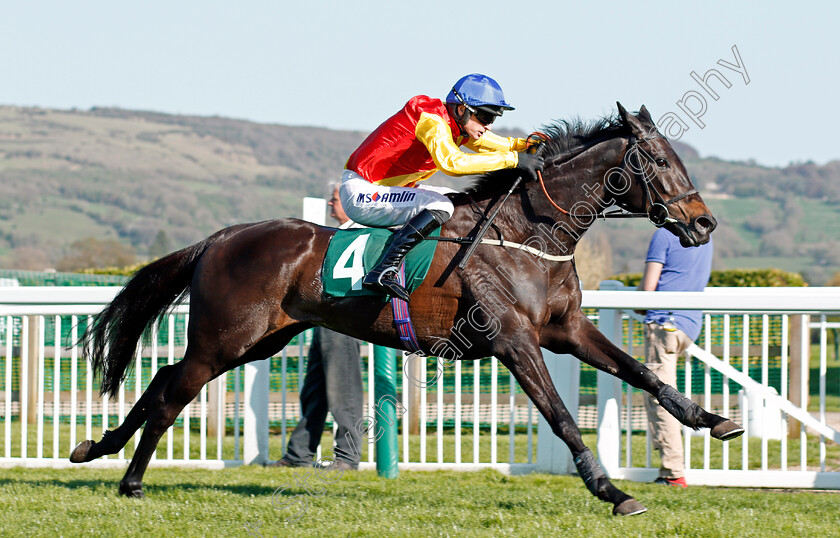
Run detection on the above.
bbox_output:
[516,153,545,181]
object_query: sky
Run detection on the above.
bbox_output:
[1,1,837,168]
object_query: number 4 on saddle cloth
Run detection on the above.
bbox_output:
[322,227,441,299]
[322,227,441,354]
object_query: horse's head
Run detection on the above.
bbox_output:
[616,102,716,246]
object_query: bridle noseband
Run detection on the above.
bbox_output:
[536,134,697,227]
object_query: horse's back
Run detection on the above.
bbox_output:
[192,218,334,310]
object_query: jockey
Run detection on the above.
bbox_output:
[340,73,545,302]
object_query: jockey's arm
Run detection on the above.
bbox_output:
[464,130,530,154]
[415,112,523,177]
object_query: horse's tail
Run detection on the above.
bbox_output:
[82,229,228,398]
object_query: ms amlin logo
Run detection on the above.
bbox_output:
[356,191,417,204]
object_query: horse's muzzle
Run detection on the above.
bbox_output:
[678,214,717,247]
[692,214,717,237]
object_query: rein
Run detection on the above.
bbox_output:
[537,134,697,227]
[430,133,698,266]
[457,176,522,269]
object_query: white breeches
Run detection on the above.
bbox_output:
[339,170,455,228]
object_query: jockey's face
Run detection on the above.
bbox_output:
[457,105,492,140]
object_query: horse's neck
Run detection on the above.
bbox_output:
[445,137,628,263]
[500,138,628,252]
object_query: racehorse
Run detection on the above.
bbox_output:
[70,103,743,516]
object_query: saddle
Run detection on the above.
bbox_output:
[323,227,438,353]
[322,227,440,299]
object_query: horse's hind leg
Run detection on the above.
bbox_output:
[116,323,309,497]
[497,341,646,516]
[117,356,213,497]
[70,364,177,463]
[547,315,743,440]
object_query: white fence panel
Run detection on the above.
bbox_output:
[591,283,840,489]
[2,284,839,490]
[0,289,245,469]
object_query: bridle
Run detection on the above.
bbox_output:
[436,132,699,269]
[536,134,697,227]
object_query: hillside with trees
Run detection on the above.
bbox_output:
[0,105,838,284]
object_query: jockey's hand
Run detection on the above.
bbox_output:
[525,133,547,153]
[517,153,545,181]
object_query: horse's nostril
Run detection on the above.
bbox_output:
[693,215,717,234]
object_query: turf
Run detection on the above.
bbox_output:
[3,425,838,474]
[1,466,838,537]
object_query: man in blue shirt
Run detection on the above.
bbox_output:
[638,227,713,487]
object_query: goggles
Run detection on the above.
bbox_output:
[451,88,502,126]
[472,108,498,126]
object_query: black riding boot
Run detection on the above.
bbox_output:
[362,209,447,302]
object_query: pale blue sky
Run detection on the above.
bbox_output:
[1,1,837,167]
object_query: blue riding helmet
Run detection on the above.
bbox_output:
[445,74,515,114]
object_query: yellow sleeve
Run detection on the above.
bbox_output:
[415,112,519,176]
[465,131,530,153]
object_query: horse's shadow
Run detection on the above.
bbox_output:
[0,478,277,497]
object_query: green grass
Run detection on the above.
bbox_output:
[0,421,540,464]
[1,465,839,537]
[1,422,839,536]
[4,421,838,474]
[0,205,116,242]
[705,198,771,249]
[794,199,840,242]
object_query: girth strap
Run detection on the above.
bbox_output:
[391,265,424,355]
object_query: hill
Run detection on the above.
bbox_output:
[0,105,838,283]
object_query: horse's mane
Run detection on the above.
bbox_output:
[463,115,629,199]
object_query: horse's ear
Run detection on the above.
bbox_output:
[638,105,653,125]
[617,101,644,133]
[617,102,630,122]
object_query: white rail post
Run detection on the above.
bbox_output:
[596,280,624,478]
[243,359,270,465]
[207,377,220,439]
[536,349,580,474]
[26,315,42,425]
[302,197,327,226]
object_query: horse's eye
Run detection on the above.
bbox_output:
[655,158,668,168]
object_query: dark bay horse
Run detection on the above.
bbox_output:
[71,103,743,516]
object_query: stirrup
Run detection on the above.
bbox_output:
[380,279,410,302]
[363,266,410,302]
[375,266,399,285]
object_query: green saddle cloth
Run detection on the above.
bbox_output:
[322,227,440,298]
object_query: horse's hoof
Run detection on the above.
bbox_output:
[119,483,145,498]
[613,498,647,516]
[711,419,745,441]
[69,440,95,463]
[123,489,145,499]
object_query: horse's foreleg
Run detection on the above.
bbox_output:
[543,315,743,440]
[496,341,646,516]
[70,364,177,463]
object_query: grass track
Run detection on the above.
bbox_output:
[1,466,839,537]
